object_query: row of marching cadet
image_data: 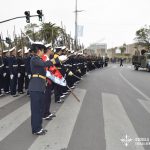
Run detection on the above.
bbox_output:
[0,45,109,98]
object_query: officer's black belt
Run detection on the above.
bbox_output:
[32,74,46,80]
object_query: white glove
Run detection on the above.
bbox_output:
[3,73,6,77]
[28,74,31,79]
[25,72,27,76]
[59,55,68,62]
[68,71,73,76]
[10,74,14,80]
[18,73,21,78]
[78,69,81,73]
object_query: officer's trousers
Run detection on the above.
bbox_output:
[10,75,17,95]
[18,73,25,93]
[0,74,3,94]
[54,83,61,102]
[30,91,44,133]
[3,73,10,93]
[43,84,52,118]
[25,75,30,90]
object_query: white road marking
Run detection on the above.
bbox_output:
[112,65,117,68]
[0,94,25,108]
[137,99,150,114]
[102,93,144,150]
[127,65,132,69]
[119,71,150,101]
[0,102,30,142]
[28,88,86,150]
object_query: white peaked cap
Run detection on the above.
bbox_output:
[45,43,52,48]
[32,41,44,45]
[61,46,66,50]
[17,49,22,53]
[3,49,9,53]
[71,50,74,54]
[59,55,68,61]
[24,47,29,54]
[9,46,16,52]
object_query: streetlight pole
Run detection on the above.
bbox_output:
[75,0,78,51]
[74,0,84,51]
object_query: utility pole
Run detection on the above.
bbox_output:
[74,0,84,51]
[75,0,78,51]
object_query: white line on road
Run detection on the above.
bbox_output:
[0,94,25,108]
[127,65,132,69]
[112,65,117,68]
[102,93,144,150]
[119,71,150,101]
[137,99,150,114]
[28,88,86,150]
[0,102,30,142]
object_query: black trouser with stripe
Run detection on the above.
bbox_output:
[43,84,52,118]
[10,75,17,95]
[3,73,10,93]
[18,73,25,93]
[54,83,62,102]
[0,74,3,94]
[30,91,44,133]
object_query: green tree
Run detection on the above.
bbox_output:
[119,43,126,54]
[24,23,39,41]
[135,25,150,50]
[40,22,62,44]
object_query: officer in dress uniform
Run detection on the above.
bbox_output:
[28,42,53,135]
[53,47,64,103]
[24,48,32,95]
[8,47,18,97]
[42,44,56,120]
[3,50,10,94]
[17,49,25,94]
[0,50,4,96]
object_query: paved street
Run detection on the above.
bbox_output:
[0,64,150,150]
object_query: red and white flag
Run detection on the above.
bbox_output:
[42,55,67,86]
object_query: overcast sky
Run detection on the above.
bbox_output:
[0,0,150,48]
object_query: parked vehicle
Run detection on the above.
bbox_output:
[132,53,150,72]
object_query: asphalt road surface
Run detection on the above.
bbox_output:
[0,64,150,150]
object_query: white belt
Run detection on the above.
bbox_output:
[0,64,4,67]
[13,65,18,67]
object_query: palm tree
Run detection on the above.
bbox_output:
[24,23,39,41]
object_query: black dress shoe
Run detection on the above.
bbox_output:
[57,100,64,103]
[42,129,48,133]
[0,94,4,97]
[19,91,24,94]
[33,130,46,135]
[12,94,19,97]
[49,113,56,118]
[43,116,52,120]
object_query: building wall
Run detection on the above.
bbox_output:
[107,43,145,58]
[86,43,107,56]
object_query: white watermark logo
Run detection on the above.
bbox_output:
[120,134,133,147]
[120,134,150,147]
